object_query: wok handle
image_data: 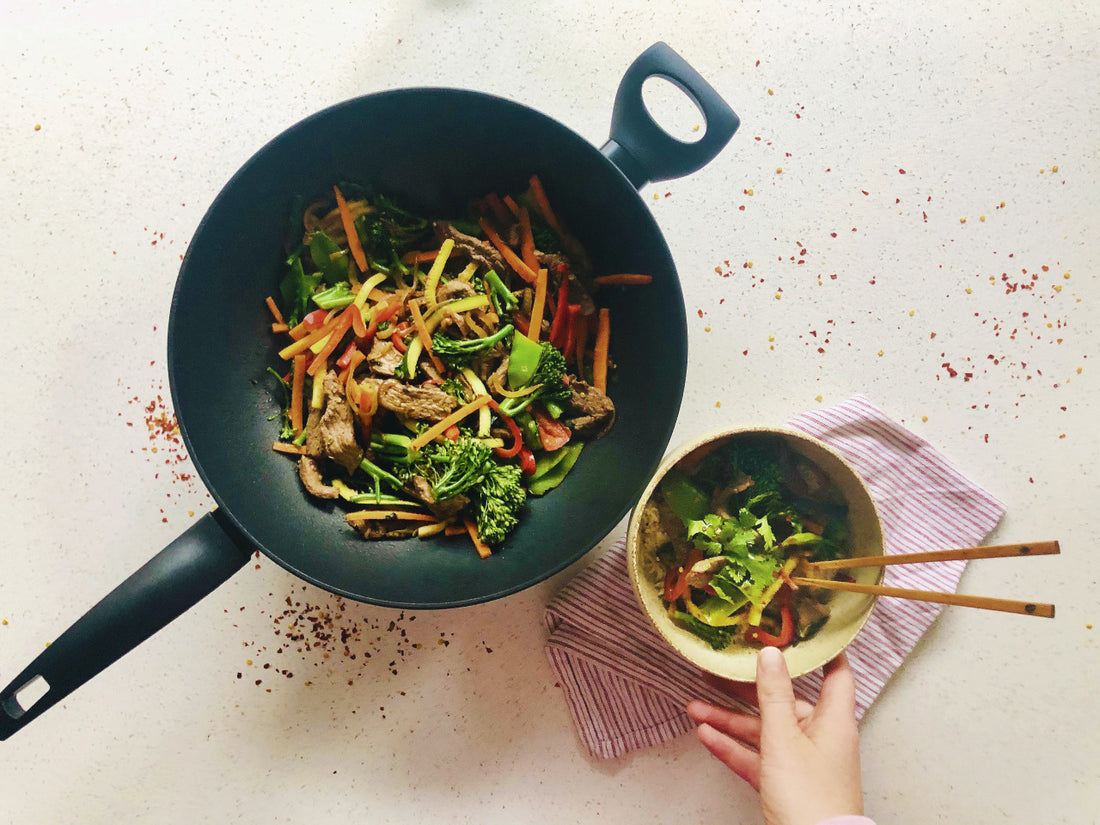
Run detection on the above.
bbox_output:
[602,42,740,189]
[0,509,253,740]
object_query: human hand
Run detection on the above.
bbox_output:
[686,647,863,825]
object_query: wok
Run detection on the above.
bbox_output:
[0,42,738,739]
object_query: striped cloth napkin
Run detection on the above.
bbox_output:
[544,395,1005,759]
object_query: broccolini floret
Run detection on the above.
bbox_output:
[498,340,571,417]
[428,436,495,502]
[473,462,526,546]
[430,324,515,371]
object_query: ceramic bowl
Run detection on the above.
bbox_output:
[626,425,884,681]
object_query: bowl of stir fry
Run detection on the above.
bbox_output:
[627,426,884,681]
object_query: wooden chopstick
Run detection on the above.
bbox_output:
[789,576,1056,618]
[808,541,1060,571]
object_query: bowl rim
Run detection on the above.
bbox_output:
[626,424,885,681]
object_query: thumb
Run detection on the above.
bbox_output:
[755,646,799,740]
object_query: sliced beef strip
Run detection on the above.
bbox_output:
[347,515,422,540]
[562,380,616,439]
[437,279,477,302]
[366,338,405,377]
[303,406,324,458]
[435,221,504,273]
[377,379,458,422]
[319,371,362,473]
[404,475,470,521]
[298,455,339,500]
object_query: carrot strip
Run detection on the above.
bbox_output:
[409,395,493,451]
[479,218,538,283]
[345,510,437,524]
[527,268,548,342]
[593,274,654,286]
[307,311,354,376]
[518,206,539,275]
[271,322,290,334]
[290,354,307,435]
[502,195,522,218]
[265,296,285,325]
[407,300,446,374]
[593,308,610,392]
[279,315,342,360]
[463,515,493,559]
[334,186,368,273]
[444,523,468,537]
[528,174,563,235]
[400,249,443,265]
[272,441,306,455]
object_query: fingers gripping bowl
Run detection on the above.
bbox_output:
[627,426,885,682]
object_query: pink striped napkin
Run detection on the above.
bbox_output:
[544,395,1005,759]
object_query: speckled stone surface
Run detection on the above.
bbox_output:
[1,2,1097,823]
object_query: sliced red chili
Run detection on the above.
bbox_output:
[335,341,358,369]
[548,276,571,348]
[390,322,410,353]
[518,446,537,476]
[486,399,523,458]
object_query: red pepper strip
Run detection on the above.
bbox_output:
[512,312,530,337]
[307,309,355,376]
[363,297,403,343]
[391,322,410,353]
[663,547,704,602]
[746,605,794,648]
[486,399,523,458]
[336,341,358,369]
[562,304,582,362]
[444,424,461,441]
[531,405,571,452]
[518,446,537,476]
[746,586,795,647]
[548,276,570,348]
[302,308,329,330]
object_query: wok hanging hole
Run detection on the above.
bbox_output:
[641,76,706,144]
[7,675,50,718]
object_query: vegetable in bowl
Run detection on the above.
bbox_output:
[644,433,852,651]
[628,426,884,682]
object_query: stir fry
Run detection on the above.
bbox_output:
[265,177,644,556]
[640,435,852,650]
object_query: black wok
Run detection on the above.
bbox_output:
[0,42,738,739]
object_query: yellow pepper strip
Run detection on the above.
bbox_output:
[310,367,326,409]
[354,272,389,310]
[345,510,438,524]
[456,262,478,283]
[747,556,801,626]
[459,367,492,437]
[424,238,454,310]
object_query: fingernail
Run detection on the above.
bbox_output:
[758,646,785,673]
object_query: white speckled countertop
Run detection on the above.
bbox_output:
[2,2,1097,823]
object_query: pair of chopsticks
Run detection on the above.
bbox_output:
[790,541,1059,618]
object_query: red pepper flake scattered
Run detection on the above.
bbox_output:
[233,584,446,709]
[899,168,907,174]
[120,378,208,522]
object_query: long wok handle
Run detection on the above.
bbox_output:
[0,509,253,740]
[601,41,740,188]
